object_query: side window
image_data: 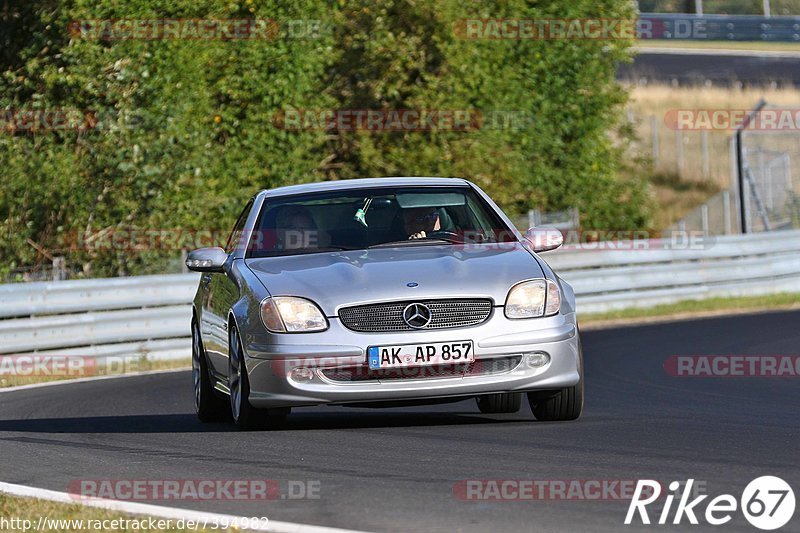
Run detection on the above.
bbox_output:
[225,199,254,254]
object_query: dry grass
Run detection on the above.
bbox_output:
[0,357,190,388]
[636,41,800,52]
[581,292,800,328]
[648,171,723,229]
[628,84,800,187]
[625,84,800,227]
[0,493,236,532]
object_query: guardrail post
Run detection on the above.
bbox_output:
[52,257,66,281]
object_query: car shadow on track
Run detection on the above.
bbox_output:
[0,411,534,433]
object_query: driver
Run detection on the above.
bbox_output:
[403,207,442,240]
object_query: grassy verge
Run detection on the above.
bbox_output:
[0,493,236,532]
[0,357,191,389]
[647,170,723,231]
[581,292,800,328]
[636,40,800,52]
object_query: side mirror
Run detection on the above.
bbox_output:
[186,247,228,273]
[524,227,564,253]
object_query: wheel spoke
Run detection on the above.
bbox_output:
[229,328,242,420]
[192,327,201,409]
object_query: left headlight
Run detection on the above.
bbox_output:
[260,297,328,333]
[505,279,560,319]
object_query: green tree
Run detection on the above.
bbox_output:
[1,0,649,279]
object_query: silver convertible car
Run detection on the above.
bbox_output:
[187,177,583,429]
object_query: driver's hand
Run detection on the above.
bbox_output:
[409,230,427,240]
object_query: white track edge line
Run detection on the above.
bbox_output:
[0,481,365,533]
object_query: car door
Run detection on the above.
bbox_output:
[201,199,253,378]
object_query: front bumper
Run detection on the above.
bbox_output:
[242,311,581,408]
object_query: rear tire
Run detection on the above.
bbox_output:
[528,336,584,421]
[192,320,230,422]
[476,393,522,414]
[228,325,289,430]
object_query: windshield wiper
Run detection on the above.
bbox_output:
[368,238,458,249]
[249,245,360,258]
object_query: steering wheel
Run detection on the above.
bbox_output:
[426,230,464,243]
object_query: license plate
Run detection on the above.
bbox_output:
[368,341,474,370]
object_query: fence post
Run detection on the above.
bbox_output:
[676,129,684,174]
[701,204,709,237]
[651,115,659,166]
[723,190,732,235]
[729,136,740,233]
[736,99,767,234]
[701,130,709,179]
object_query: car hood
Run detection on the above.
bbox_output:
[245,244,544,316]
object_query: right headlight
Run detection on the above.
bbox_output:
[504,279,560,319]
[260,296,328,333]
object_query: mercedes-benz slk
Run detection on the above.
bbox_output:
[187,177,582,429]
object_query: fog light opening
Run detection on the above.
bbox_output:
[525,352,551,368]
[289,367,314,383]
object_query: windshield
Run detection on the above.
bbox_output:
[245,186,517,258]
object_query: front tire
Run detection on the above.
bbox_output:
[228,325,289,430]
[476,393,522,414]
[528,336,584,421]
[192,320,229,422]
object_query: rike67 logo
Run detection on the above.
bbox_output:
[626,477,795,530]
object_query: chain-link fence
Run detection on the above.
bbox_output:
[671,189,738,235]
[665,101,800,235]
[739,105,800,232]
[629,110,734,188]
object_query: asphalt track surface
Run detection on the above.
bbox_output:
[618,51,800,86]
[1,310,798,532]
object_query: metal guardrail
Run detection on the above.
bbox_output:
[639,14,800,41]
[546,230,800,312]
[0,274,200,358]
[0,230,798,360]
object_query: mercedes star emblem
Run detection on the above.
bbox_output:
[402,303,432,328]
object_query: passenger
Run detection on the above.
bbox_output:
[275,206,319,250]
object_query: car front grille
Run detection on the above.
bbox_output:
[319,355,523,383]
[338,299,493,332]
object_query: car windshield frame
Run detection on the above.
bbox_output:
[243,184,518,259]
